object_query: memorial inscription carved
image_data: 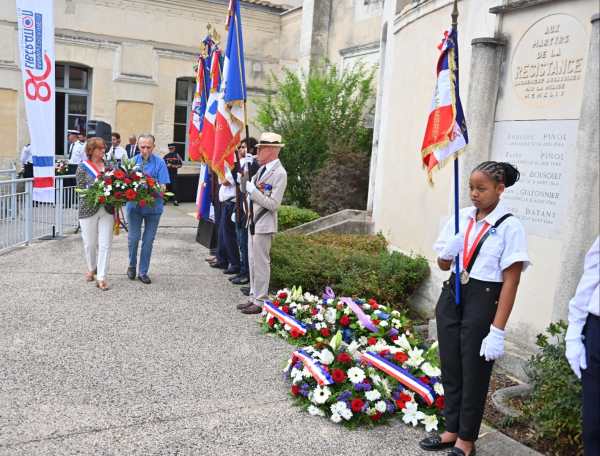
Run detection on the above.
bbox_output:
[511,14,587,107]
[490,120,579,240]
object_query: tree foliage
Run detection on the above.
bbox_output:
[253,60,377,208]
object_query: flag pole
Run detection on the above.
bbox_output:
[451,0,460,306]
[243,100,255,235]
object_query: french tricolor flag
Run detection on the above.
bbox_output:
[294,349,335,386]
[32,156,55,202]
[199,49,221,170]
[362,351,436,407]
[421,27,468,187]
[263,301,308,335]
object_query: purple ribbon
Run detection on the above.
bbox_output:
[322,286,335,300]
[339,297,398,338]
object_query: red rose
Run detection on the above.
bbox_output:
[113,170,125,179]
[105,178,113,185]
[419,376,430,385]
[105,168,111,172]
[274,301,280,306]
[400,393,412,403]
[132,174,140,181]
[292,385,300,397]
[395,400,407,410]
[268,318,274,326]
[363,379,370,384]
[139,200,146,206]
[321,328,330,337]
[322,365,330,373]
[379,350,389,356]
[332,369,346,383]
[368,299,377,305]
[290,328,300,339]
[394,352,408,364]
[98,196,105,203]
[311,308,317,316]
[372,319,380,325]
[124,178,131,184]
[278,292,288,299]
[340,316,351,327]
[281,306,290,314]
[435,397,445,410]
[369,411,383,422]
[368,337,377,346]
[390,335,399,342]
[125,189,137,200]
[114,191,123,199]
[350,398,364,412]
[146,177,155,187]
[315,342,323,349]
[337,353,352,363]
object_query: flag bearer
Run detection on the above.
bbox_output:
[163,143,183,206]
[420,161,530,456]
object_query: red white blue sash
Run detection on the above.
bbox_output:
[81,160,100,179]
[264,301,308,335]
[294,349,335,386]
[362,351,436,407]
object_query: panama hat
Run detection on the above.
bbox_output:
[256,132,285,148]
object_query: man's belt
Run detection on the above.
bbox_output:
[220,197,236,206]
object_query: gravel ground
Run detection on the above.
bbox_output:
[0,204,541,455]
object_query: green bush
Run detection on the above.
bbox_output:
[269,232,429,307]
[278,206,320,231]
[502,321,583,454]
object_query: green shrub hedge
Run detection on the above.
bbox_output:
[277,206,320,231]
[270,232,429,307]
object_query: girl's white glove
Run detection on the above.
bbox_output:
[440,232,465,260]
[565,333,587,378]
[480,325,506,361]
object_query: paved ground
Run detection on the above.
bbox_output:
[0,203,541,455]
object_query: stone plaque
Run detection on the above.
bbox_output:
[511,14,587,107]
[490,120,579,240]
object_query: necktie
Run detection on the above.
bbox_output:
[69,143,73,159]
[259,167,266,180]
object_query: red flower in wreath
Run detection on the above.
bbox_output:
[435,397,445,410]
[400,393,412,403]
[291,385,300,397]
[310,308,317,316]
[281,306,290,314]
[268,318,274,326]
[290,328,300,339]
[395,400,407,410]
[125,189,137,200]
[368,299,377,305]
[350,398,364,412]
[369,411,383,422]
[113,170,125,179]
[104,178,113,185]
[321,328,330,337]
[394,352,408,364]
[98,196,105,203]
[372,319,380,325]
[278,292,288,299]
[332,369,346,383]
[315,342,323,349]
[132,174,141,181]
[114,191,123,199]
[340,316,351,327]
[322,365,330,373]
[124,178,131,184]
[379,349,389,356]
[337,353,352,363]
[390,335,399,342]
[419,376,430,385]
[139,200,146,206]
[368,337,377,346]
[146,177,155,187]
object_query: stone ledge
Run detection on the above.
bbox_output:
[492,383,534,417]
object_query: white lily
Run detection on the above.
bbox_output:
[421,414,439,432]
[405,348,425,367]
[316,349,335,365]
[394,334,412,351]
[402,401,426,426]
[347,340,360,356]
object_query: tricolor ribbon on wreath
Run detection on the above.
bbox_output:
[293,349,335,386]
[263,301,308,335]
[338,297,398,338]
[362,351,436,407]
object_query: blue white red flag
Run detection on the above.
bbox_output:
[213,0,246,180]
[199,49,221,168]
[293,349,335,386]
[362,351,437,407]
[197,163,212,221]
[263,301,308,335]
[421,27,468,187]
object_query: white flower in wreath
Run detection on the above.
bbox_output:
[308,405,325,417]
[106,185,113,191]
[340,408,353,420]
[343,307,352,315]
[316,313,324,322]
[284,359,292,373]
[370,375,382,386]
[284,324,291,331]
[374,400,387,413]
[302,367,312,379]
[330,401,347,415]
[402,389,416,400]
[406,348,425,367]
[312,385,331,404]
[327,298,334,305]
[104,191,110,196]
[394,334,412,351]
[372,309,381,315]
[421,362,442,378]
[316,349,335,365]
[100,181,105,187]
[314,322,321,330]
[347,340,360,356]
[421,414,439,432]
[358,336,368,345]
[330,413,342,423]
[362,304,371,310]
[391,310,400,317]
[433,382,444,396]
[303,318,312,325]
[347,367,366,384]
[326,309,337,324]
[381,378,392,395]
[357,320,364,328]
[365,390,381,401]
[379,320,388,327]
[402,401,426,426]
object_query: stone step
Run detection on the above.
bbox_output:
[284,209,370,235]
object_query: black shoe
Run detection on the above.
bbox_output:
[420,436,457,452]
[231,274,250,285]
[228,273,241,282]
[174,201,179,206]
[240,286,250,292]
[210,263,228,269]
[446,445,475,456]
[127,267,136,280]
[138,274,151,284]
[241,288,250,296]
[223,267,240,275]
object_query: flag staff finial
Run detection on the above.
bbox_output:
[451,0,459,31]
[206,19,212,36]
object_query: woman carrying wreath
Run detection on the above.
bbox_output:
[76,137,115,291]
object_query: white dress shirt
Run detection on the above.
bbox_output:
[68,141,86,164]
[219,167,237,202]
[434,201,530,282]
[108,145,127,160]
[262,158,279,174]
[21,144,32,166]
[567,237,600,337]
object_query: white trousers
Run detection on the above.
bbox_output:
[80,209,114,281]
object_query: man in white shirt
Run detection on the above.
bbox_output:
[67,129,86,164]
[125,135,140,158]
[107,132,127,160]
[566,236,599,456]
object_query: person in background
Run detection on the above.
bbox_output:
[68,129,86,165]
[78,133,87,148]
[76,137,114,291]
[126,133,170,285]
[126,135,140,159]
[21,143,33,178]
[107,133,127,160]
[565,236,599,456]
[163,143,183,206]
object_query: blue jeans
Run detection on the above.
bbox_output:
[237,212,249,276]
[127,210,161,275]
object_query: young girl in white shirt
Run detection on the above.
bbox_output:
[420,161,530,456]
